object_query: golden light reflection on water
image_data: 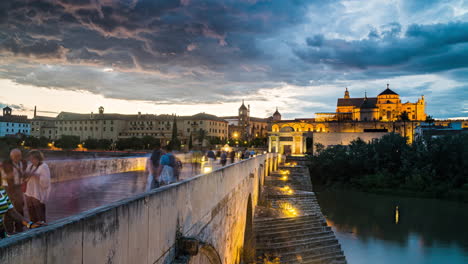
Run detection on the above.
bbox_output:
[395,206,399,224]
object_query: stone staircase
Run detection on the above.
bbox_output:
[254,160,346,264]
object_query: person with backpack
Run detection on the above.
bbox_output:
[157,145,180,186]
[146,143,163,190]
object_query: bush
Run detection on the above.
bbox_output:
[309,133,468,196]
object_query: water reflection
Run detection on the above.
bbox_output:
[316,191,468,264]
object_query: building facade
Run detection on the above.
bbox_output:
[222,101,277,141]
[269,84,430,155]
[0,107,30,137]
[316,84,426,122]
[30,107,229,146]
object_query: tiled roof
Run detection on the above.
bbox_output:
[378,88,398,96]
[337,97,377,108]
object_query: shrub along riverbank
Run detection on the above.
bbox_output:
[308,133,468,202]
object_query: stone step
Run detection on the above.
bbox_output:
[256,237,339,253]
[256,226,332,240]
[254,218,326,231]
[257,244,343,263]
[256,230,337,245]
[256,233,338,250]
[254,215,323,225]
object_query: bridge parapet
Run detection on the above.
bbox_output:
[0,153,282,264]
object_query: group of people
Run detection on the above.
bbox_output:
[146,144,182,190]
[146,146,258,190]
[0,149,50,238]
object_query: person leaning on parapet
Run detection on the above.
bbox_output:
[157,145,177,186]
[24,150,51,223]
[146,143,163,190]
[220,151,227,167]
[0,149,27,234]
[0,169,45,238]
[229,150,236,164]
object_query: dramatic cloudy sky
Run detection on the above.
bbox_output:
[1,0,467,119]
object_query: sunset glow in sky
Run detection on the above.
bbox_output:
[1,0,467,119]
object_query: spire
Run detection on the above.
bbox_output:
[364,90,367,99]
[34,106,37,118]
[239,99,247,111]
[387,83,389,89]
[344,87,350,99]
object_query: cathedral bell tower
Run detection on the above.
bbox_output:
[344,87,350,99]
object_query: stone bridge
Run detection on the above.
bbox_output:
[0,154,281,263]
[0,154,346,263]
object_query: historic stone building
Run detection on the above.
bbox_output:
[269,85,429,155]
[316,84,426,122]
[31,107,228,146]
[222,101,279,141]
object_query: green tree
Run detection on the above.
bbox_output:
[425,115,435,124]
[169,115,181,150]
[97,139,112,150]
[84,138,99,149]
[188,132,193,150]
[197,128,207,148]
[55,135,81,149]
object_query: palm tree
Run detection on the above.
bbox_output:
[399,111,410,140]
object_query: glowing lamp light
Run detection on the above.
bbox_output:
[281,175,288,181]
[203,166,213,174]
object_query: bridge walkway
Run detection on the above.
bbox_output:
[253,161,347,264]
[46,160,227,222]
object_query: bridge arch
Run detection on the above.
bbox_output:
[271,124,280,132]
[315,124,327,132]
[242,194,254,263]
[304,124,314,132]
[279,126,294,132]
[293,124,303,132]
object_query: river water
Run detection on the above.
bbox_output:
[316,191,468,264]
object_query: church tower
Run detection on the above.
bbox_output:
[3,106,12,116]
[344,87,350,99]
[273,107,282,121]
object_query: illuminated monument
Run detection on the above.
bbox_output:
[269,84,428,155]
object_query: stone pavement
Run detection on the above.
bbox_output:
[254,161,347,264]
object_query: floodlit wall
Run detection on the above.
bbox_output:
[0,153,280,264]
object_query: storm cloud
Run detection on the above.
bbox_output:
[0,0,467,118]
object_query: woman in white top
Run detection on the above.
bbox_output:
[24,150,51,223]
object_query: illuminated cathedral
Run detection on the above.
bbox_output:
[269,84,428,155]
[316,84,426,122]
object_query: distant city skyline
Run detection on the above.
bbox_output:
[1,1,467,119]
